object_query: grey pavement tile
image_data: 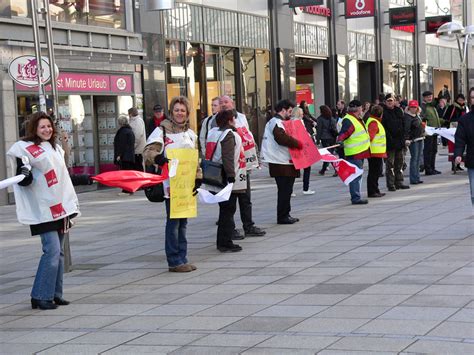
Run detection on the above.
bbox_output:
[198,284,262,294]
[66,331,145,344]
[49,315,126,329]
[242,348,314,355]
[195,304,267,317]
[271,275,334,284]
[287,317,370,333]
[401,295,472,308]
[427,321,474,339]
[359,284,428,295]
[250,284,314,294]
[0,315,73,329]
[303,284,372,295]
[5,330,85,344]
[378,306,459,321]
[316,305,390,319]
[0,343,52,355]
[162,316,242,330]
[0,315,23,324]
[402,339,474,354]
[170,346,246,355]
[338,294,411,307]
[127,332,206,346]
[191,333,271,347]
[252,305,327,317]
[36,344,116,354]
[279,294,351,306]
[448,308,474,322]
[419,285,474,296]
[102,345,180,354]
[328,336,415,352]
[318,351,397,355]
[223,293,293,305]
[223,276,286,285]
[153,284,213,294]
[355,319,441,336]
[140,304,211,316]
[0,330,30,342]
[170,293,237,305]
[223,316,305,332]
[84,304,157,316]
[255,335,339,349]
[295,267,355,276]
[103,316,181,331]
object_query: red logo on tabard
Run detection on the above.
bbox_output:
[239,149,246,169]
[345,0,375,19]
[205,142,217,160]
[50,203,66,219]
[25,144,45,158]
[236,127,256,151]
[164,136,174,146]
[44,169,58,187]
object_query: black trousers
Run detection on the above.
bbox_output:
[236,174,254,231]
[133,154,144,172]
[274,176,295,221]
[217,193,238,247]
[367,157,383,195]
[423,135,438,173]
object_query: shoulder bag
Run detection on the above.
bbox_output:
[200,130,227,188]
[144,127,166,202]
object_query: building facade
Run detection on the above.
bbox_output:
[0,0,144,204]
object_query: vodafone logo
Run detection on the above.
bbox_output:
[355,0,365,10]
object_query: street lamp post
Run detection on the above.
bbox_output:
[437,22,474,95]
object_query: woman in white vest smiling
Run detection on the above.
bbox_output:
[7,112,80,310]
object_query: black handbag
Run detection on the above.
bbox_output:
[144,127,166,203]
[201,131,227,188]
[144,165,166,203]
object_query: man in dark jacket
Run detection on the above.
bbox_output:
[444,94,467,171]
[261,99,302,224]
[382,93,409,191]
[114,115,135,195]
[454,88,474,207]
[146,104,167,137]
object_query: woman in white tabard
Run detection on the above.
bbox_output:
[7,112,80,310]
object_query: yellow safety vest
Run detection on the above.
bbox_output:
[343,114,370,156]
[365,117,386,154]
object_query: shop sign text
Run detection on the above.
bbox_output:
[345,0,375,19]
[8,55,54,87]
[16,72,133,94]
[426,15,452,34]
[300,5,331,17]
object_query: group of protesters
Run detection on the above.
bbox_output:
[5,87,473,310]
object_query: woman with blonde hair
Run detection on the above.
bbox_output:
[144,96,202,272]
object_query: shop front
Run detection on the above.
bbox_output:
[16,71,136,175]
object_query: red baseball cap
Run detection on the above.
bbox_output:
[408,100,419,108]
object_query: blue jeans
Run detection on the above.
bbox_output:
[469,168,474,207]
[31,231,64,301]
[347,158,364,202]
[409,140,423,183]
[165,199,188,267]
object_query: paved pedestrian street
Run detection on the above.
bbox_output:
[1,153,473,354]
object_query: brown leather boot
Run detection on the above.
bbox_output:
[169,264,193,272]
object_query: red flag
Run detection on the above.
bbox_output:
[319,148,363,185]
[92,165,168,193]
[282,120,321,169]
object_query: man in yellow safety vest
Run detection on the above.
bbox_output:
[365,105,387,198]
[336,100,371,205]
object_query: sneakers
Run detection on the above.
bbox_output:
[395,184,410,190]
[318,170,325,176]
[291,193,296,197]
[217,244,242,252]
[302,190,315,195]
[368,192,385,198]
[168,264,193,272]
[277,216,299,224]
[245,226,266,237]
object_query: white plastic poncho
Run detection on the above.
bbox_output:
[7,141,80,225]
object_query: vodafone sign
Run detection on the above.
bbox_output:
[345,0,375,19]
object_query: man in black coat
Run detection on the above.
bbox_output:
[114,115,135,195]
[382,93,410,191]
[454,88,474,207]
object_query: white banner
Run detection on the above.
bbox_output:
[0,174,26,190]
[197,183,233,204]
[424,126,456,143]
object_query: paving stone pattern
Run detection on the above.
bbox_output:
[0,151,473,354]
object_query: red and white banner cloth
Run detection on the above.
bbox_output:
[318,148,363,185]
